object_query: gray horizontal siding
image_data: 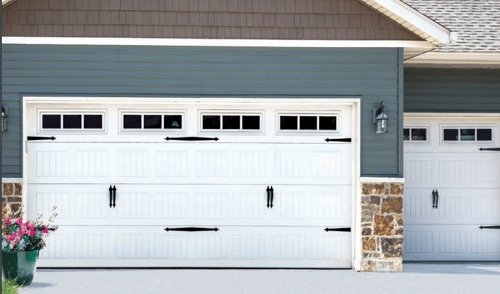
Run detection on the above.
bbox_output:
[404,68,500,113]
[2,45,403,178]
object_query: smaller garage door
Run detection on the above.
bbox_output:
[404,116,500,261]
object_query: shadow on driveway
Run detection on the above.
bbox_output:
[404,262,500,275]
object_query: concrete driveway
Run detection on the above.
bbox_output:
[21,263,500,294]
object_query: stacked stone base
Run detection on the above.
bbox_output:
[360,182,403,272]
[2,179,24,221]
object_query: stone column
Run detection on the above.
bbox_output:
[2,179,24,220]
[360,182,404,272]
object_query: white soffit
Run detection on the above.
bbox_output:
[359,0,451,47]
[405,52,500,65]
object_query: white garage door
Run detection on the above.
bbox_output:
[26,99,355,268]
[404,115,500,261]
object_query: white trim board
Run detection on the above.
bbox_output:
[405,113,500,118]
[405,52,500,65]
[360,177,405,183]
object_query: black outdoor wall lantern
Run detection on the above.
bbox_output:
[2,106,7,132]
[373,101,388,134]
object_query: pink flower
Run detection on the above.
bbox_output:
[29,224,35,231]
[4,217,12,226]
[14,218,23,225]
[42,226,48,234]
[30,230,37,237]
[9,241,16,249]
[5,235,13,242]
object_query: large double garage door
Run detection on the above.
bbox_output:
[26,99,355,268]
[404,115,500,261]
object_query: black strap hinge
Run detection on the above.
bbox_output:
[165,227,219,232]
[479,226,500,229]
[165,136,219,141]
[325,138,351,143]
[479,148,500,152]
[325,227,351,232]
[27,136,56,141]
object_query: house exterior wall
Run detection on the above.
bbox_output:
[1,45,405,178]
[404,68,500,113]
[2,0,423,40]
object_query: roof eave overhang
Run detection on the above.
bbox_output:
[404,52,500,68]
[359,0,452,48]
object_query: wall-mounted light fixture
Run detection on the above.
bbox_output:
[373,102,388,134]
[2,106,7,132]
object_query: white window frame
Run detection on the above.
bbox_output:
[440,124,495,144]
[276,111,341,135]
[198,110,264,135]
[119,110,186,134]
[403,125,430,144]
[37,109,107,135]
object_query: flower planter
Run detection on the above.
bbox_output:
[2,250,39,286]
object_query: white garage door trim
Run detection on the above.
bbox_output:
[404,113,500,261]
[23,96,362,269]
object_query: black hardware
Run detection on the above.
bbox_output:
[325,138,352,143]
[112,185,116,208]
[479,148,500,152]
[109,185,113,208]
[479,226,500,230]
[270,186,274,208]
[266,186,271,208]
[165,136,219,141]
[435,190,439,209]
[432,190,436,209]
[27,136,56,141]
[164,227,219,232]
[325,228,351,232]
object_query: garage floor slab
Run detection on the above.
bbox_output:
[20,263,500,294]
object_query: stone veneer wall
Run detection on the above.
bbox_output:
[360,182,403,272]
[2,179,24,221]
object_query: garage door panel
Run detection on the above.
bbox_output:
[29,185,351,227]
[405,225,500,261]
[37,226,351,268]
[404,188,500,225]
[28,143,351,185]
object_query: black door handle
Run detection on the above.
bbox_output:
[165,136,219,141]
[432,190,436,209]
[165,227,219,232]
[266,186,270,208]
[112,185,116,208]
[270,186,274,208]
[109,185,113,208]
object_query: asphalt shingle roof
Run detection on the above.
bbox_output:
[403,0,500,52]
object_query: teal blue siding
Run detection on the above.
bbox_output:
[2,45,404,178]
[405,68,500,113]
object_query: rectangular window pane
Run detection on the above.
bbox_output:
[300,116,317,130]
[280,116,298,130]
[403,128,410,140]
[222,115,240,130]
[123,115,142,129]
[144,115,162,129]
[242,116,260,130]
[63,115,82,129]
[42,115,61,129]
[444,129,459,141]
[164,115,182,129]
[84,115,103,129]
[411,128,427,141]
[203,115,221,129]
[460,129,475,141]
[477,129,492,141]
[319,116,337,130]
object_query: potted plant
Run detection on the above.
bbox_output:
[2,204,58,286]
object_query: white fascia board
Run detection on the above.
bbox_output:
[2,37,435,49]
[360,0,451,46]
[405,52,500,65]
[405,113,500,118]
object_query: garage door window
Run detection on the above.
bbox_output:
[201,114,261,131]
[443,128,493,142]
[122,113,183,132]
[403,128,427,141]
[278,114,338,132]
[41,113,104,130]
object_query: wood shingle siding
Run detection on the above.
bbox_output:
[404,68,500,113]
[2,0,423,40]
[1,45,404,178]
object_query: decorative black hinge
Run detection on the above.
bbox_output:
[325,228,351,232]
[325,138,351,143]
[479,226,500,229]
[27,136,56,141]
[165,136,219,141]
[165,227,219,232]
[479,148,500,152]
